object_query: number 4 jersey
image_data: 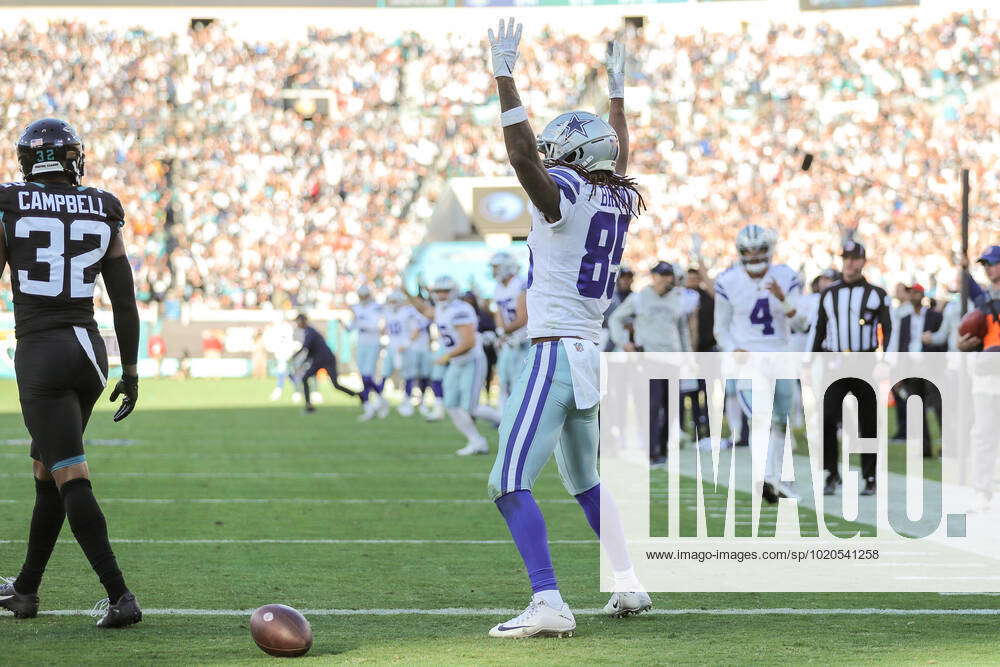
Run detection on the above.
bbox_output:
[714,262,803,352]
[1,181,125,337]
[525,166,634,344]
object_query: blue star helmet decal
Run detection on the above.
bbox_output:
[562,114,594,139]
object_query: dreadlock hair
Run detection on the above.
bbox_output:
[544,158,646,217]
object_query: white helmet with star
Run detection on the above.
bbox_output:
[536,111,619,173]
[735,225,776,275]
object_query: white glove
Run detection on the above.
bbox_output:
[488,17,523,78]
[606,40,625,99]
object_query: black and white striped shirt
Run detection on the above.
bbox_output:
[810,278,892,352]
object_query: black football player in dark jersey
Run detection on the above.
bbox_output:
[0,119,142,628]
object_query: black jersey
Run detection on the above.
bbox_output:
[0,180,125,338]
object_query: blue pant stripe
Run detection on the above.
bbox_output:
[501,345,543,493]
[50,454,86,472]
[514,342,558,489]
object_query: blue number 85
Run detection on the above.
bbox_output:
[577,211,630,298]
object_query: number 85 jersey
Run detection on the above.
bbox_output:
[1,181,125,338]
[525,166,634,344]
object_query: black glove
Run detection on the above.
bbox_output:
[110,374,139,422]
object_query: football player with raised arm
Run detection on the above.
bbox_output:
[409,276,500,455]
[713,225,803,503]
[0,119,141,628]
[484,21,650,638]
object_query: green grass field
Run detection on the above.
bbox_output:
[1,379,998,665]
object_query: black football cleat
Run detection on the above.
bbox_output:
[94,592,142,629]
[861,478,877,497]
[0,577,39,619]
[303,405,317,414]
[823,473,841,496]
[761,482,779,505]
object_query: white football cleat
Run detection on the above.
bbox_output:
[417,403,431,417]
[488,599,575,639]
[397,402,415,417]
[269,387,282,401]
[424,403,444,422]
[357,403,376,422]
[603,591,652,618]
[375,396,389,419]
[456,439,489,456]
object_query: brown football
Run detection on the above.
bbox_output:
[250,604,313,658]
[958,309,988,339]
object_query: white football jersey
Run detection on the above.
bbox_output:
[385,307,412,351]
[526,166,635,343]
[351,301,383,347]
[401,305,430,350]
[714,263,803,352]
[494,274,528,346]
[435,299,482,364]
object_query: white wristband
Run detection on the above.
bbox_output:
[501,106,528,127]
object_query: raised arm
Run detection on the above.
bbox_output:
[489,19,561,222]
[606,41,629,176]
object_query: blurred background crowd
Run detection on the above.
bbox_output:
[0,11,996,313]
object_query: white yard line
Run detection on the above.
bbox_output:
[0,538,594,545]
[0,471,487,479]
[35,607,1000,617]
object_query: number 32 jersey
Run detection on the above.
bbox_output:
[526,166,634,344]
[1,181,125,338]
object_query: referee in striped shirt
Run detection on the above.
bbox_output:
[809,241,893,496]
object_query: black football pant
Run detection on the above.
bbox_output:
[823,377,877,481]
[300,355,358,406]
[16,327,106,471]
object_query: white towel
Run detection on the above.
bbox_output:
[561,338,601,410]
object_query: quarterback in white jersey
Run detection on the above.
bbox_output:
[490,251,529,411]
[349,286,387,420]
[714,224,803,503]
[485,21,649,639]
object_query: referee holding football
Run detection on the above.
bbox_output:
[809,241,893,496]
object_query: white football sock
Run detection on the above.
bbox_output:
[533,589,564,609]
[613,566,644,593]
[447,408,482,443]
[473,404,501,426]
[597,487,636,577]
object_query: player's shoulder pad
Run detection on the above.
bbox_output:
[547,166,584,205]
[774,264,804,289]
[84,186,126,228]
[0,181,28,208]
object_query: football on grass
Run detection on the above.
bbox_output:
[958,309,988,339]
[250,604,313,657]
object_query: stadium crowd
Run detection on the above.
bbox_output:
[0,12,996,314]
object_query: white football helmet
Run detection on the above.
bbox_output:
[537,111,619,173]
[357,285,372,302]
[736,225,775,275]
[387,290,406,307]
[489,252,519,282]
[430,275,459,303]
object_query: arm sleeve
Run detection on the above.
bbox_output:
[100,255,140,367]
[713,294,735,352]
[809,293,828,353]
[608,294,635,348]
